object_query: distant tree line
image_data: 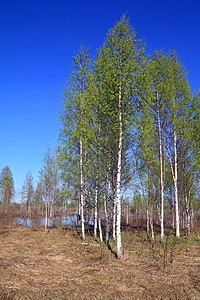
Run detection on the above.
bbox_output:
[0,150,69,225]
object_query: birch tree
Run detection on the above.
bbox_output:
[164,51,191,237]
[59,45,92,240]
[21,171,34,215]
[39,149,53,233]
[137,51,167,242]
[94,15,144,258]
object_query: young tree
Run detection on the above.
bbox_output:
[94,15,144,258]
[39,149,54,232]
[190,90,200,170]
[164,51,191,238]
[140,49,191,240]
[0,166,15,205]
[34,181,44,215]
[58,44,92,240]
[135,96,158,241]
[144,50,168,243]
[21,171,34,214]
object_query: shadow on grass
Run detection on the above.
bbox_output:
[107,243,117,258]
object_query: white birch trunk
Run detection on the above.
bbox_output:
[104,193,108,224]
[106,197,110,243]
[151,181,156,243]
[80,136,85,240]
[94,125,100,237]
[99,218,103,243]
[50,202,53,226]
[116,80,122,259]
[85,169,89,225]
[147,201,150,237]
[106,156,111,244]
[186,191,190,235]
[45,199,48,233]
[78,191,81,219]
[191,208,194,228]
[94,179,98,237]
[174,130,180,237]
[113,198,116,241]
[157,92,164,243]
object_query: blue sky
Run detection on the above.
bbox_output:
[1,0,200,196]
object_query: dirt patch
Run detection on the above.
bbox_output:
[0,226,199,299]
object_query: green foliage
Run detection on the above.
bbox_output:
[57,15,199,235]
[189,90,200,168]
[58,44,92,191]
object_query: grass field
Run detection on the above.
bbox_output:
[0,225,200,299]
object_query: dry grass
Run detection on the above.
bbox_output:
[0,225,200,299]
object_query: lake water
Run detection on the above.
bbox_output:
[0,214,95,227]
[0,212,139,227]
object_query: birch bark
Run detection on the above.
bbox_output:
[94,177,98,237]
[157,91,164,243]
[112,188,116,241]
[94,125,100,237]
[174,130,180,237]
[80,136,85,240]
[45,199,48,233]
[106,154,111,244]
[116,79,122,259]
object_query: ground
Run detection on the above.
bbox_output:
[0,225,199,299]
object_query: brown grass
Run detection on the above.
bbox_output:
[0,225,200,299]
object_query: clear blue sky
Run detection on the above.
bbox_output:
[1,0,200,196]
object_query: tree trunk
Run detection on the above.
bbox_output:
[186,192,190,235]
[94,125,100,237]
[147,200,150,237]
[99,218,103,243]
[157,92,164,243]
[50,202,53,226]
[112,172,116,241]
[116,79,122,259]
[77,191,81,225]
[106,156,111,244]
[113,198,116,241]
[184,169,190,236]
[190,208,194,229]
[80,136,85,240]
[94,178,98,237]
[126,203,129,225]
[172,205,175,229]
[150,207,155,243]
[174,130,180,237]
[104,193,108,225]
[85,169,89,225]
[45,199,48,233]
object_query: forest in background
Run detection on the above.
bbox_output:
[0,16,200,260]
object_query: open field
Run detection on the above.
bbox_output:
[0,225,200,299]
